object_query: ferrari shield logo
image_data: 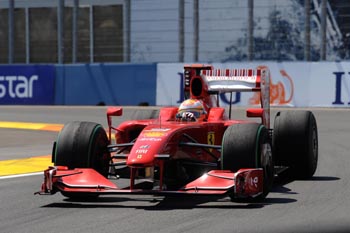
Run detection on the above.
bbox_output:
[207,132,215,151]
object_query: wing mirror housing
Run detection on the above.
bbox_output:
[107,107,123,142]
[107,107,123,126]
[246,108,263,118]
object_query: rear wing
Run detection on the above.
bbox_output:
[202,69,261,92]
[183,64,270,128]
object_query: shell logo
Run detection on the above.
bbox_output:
[249,66,294,105]
[143,131,166,138]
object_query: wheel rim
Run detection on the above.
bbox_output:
[261,143,272,170]
[310,125,318,168]
[261,143,273,178]
[88,125,110,177]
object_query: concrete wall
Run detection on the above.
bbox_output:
[55,63,156,105]
[1,62,350,107]
[0,63,156,106]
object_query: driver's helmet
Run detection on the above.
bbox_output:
[177,99,207,121]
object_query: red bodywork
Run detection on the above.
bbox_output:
[37,64,271,199]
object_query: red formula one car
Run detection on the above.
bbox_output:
[36,64,318,201]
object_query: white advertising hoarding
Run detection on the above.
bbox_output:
[156,62,350,107]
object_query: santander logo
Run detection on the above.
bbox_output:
[249,66,294,105]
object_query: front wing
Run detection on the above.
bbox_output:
[36,166,263,198]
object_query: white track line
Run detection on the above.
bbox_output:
[0,172,43,179]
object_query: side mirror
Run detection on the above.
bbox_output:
[107,107,123,117]
[107,107,123,125]
[246,108,263,118]
[106,107,123,143]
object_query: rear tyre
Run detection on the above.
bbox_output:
[273,111,318,179]
[221,123,274,201]
[53,121,110,199]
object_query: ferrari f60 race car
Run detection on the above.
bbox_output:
[36,64,318,201]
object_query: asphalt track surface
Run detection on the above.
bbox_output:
[0,106,350,233]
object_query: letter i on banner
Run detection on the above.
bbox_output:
[332,72,350,105]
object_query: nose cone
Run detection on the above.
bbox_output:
[126,127,172,167]
[127,147,155,167]
[127,141,159,167]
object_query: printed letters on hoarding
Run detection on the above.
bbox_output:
[0,75,38,98]
[0,65,55,105]
[332,72,350,105]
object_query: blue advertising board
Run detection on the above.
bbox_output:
[0,65,55,105]
[55,64,156,105]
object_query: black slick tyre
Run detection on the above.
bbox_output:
[221,123,274,201]
[273,111,318,180]
[53,121,110,198]
[54,121,110,176]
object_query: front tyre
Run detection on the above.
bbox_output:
[53,121,110,199]
[54,121,110,177]
[221,123,274,200]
